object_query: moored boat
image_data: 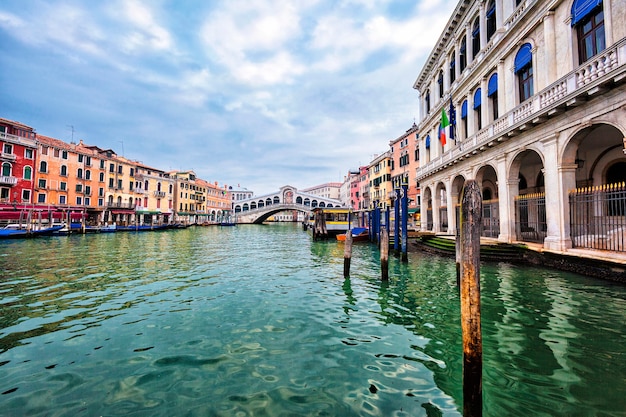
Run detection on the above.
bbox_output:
[336,227,369,242]
[0,224,65,239]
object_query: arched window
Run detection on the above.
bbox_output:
[425,89,431,113]
[24,166,32,180]
[39,160,47,173]
[77,168,83,179]
[60,165,67,176]
[459,37,467,72]
[157,182,162,191]
[438,70,444,98]
[515,43,534,102]
[471,17,480,59]
[145,180,149,191]
[572,0,605,64]
[2,162,11,177]
[273,196,280,204]
[486,0,496,42]
[473,88,482,130]
[85,170,91,180]
[488,73,499,120]
[449,52,456,83]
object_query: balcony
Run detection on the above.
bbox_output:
[1,152,16,161]
[153,191,166,198]
[416,39,626,182]
[0,131,37,148]
[0,176,18,186]
[106,202,135,209]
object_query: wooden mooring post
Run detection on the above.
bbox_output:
[380,227,389,281]
[460,179,483,417]
[343,231,353,278]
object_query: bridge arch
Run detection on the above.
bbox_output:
[232,185,346,224]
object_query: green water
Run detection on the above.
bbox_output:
[0,224,625,416]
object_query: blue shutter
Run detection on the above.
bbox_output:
[514,43,532,73]
[571,0,602,26]
[473,88,482,109]
[461,100,468,118]
[488,73,498,97]
[425,135,431,149]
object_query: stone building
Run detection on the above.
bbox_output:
[414,0,626,252]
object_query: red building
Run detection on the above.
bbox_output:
[0,118,38,209]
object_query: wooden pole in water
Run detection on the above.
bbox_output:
[380,227,389,281]
[343,231,353,278]
[460,179,483,417]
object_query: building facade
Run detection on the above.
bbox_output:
[414,0,626,252]
[0,118,37,208]
[368,152,392,209]
[301,182,342,200]
[389,123,421,225]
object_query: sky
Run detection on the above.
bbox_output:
[0,0,456,195]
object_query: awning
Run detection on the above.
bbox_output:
[136,210,161,215]
[514,43,533,73]
[571,0,602,26]
[111,210,135,214]
[488,73,498,96]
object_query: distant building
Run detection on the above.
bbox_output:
[368,152,392,209]
[301,182,342,200]
[389,123,421,224]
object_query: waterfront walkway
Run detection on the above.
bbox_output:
[410,233,626,282]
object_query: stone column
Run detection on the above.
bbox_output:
[495,0,504,28]
[480,77,488,130]
[466,22,473,66]
[542,135,569,250]
[448,179,460,236]
[433,185,441,233]
[496,154,514,242]
[479,0,487,50]
[497,59,505,116]
[543,11,557,83]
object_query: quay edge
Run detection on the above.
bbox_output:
[411,234,626,283]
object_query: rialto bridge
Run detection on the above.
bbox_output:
[232,185,346,224]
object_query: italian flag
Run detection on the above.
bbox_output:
[440,107,449,146]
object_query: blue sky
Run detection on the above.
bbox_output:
[0,0,456,195]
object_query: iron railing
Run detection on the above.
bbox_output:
[569,183,626,252]
[515,193,546,243]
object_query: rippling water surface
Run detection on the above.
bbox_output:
[1,224,625,416]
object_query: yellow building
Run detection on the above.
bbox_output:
[172,171,205,224]
[134,163,176,225]
[368,151,392,209]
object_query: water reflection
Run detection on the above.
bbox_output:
[1,225,625,416]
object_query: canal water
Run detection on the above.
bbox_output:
[0,224,625,416]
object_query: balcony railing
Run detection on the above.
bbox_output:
[1,152,17,161]
[0,176,18,185]
[416,39,626,181]
[106,202,135,209]
[154,191,166,198]
[0,131,37,147]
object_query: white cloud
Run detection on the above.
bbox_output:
[200,0,307,85]
[114,0,174,53]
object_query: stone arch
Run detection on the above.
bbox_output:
[422,185,434,231]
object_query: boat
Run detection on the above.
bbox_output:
[116,224,168,232]
[308,207,353,239]
[336,227,369,242]
[0,224,65,239]
[100,224,117,233]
